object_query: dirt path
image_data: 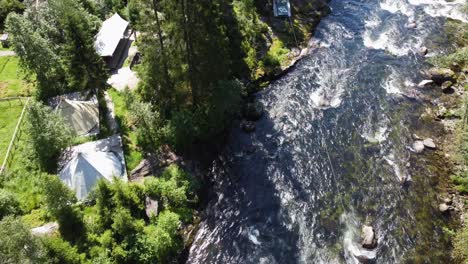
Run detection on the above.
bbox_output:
[0,51,15,57]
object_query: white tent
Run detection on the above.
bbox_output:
[56,99,99,136]
[95,13,129,57]
[60,151,124,200]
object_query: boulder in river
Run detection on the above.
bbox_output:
[417,80,433,88]
[412,141,425,153]
[439,203,451,214]
[361,225,377,249]
[427,68,456,85]
[241,120,256,133]
[243,102,264,121]
[423,138,436,149]
[418,47,428,56]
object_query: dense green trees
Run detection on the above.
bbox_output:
[5,0,106,100]
[0,0,24,31]
[25,101,73,172]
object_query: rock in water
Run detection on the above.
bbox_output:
[439,203,450,213]
[241,120,256,133]
[423,138,436,149]
[361,225,377,249]
[418,47,428,56]
[243,102,264,121]
[418,80,433,87]
[412,141,425,153]
[441,81,454,93]
[427,68,456,85]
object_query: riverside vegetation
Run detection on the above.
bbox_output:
[426,11,468,263]
[0,0,330,263]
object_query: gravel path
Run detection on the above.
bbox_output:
[0,51,15,57]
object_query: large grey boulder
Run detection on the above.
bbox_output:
[423,138,436,149]
[412,141,425,153]
[361,225,377,249]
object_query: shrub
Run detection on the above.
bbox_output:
[25,101,73,173]
[0,189,21,219]
[41,236,87,264]
[42,175,85,243]
[0,216,46,263]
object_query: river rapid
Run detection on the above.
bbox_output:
[188,0,468,263]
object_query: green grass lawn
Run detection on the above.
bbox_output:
[0,56,33,98]
[108,88,142,172]
[0,99,25,164]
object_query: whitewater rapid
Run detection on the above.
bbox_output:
[188,0,466,263]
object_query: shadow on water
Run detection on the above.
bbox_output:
[189,112,304,263]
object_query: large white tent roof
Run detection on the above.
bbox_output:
[95,13,129,57]
[56,98,99,136]
[59,135,127,200]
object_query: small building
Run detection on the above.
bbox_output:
[273,0,291,17]
[95,13,131,69]
[59,135,127,200]
[0,33,9,47]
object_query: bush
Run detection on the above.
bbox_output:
[0,216,46,263]
[42,175,85,243]
[0,189,21,219]
[41,236,87,264]
[25,101,73,173]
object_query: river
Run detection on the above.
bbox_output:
[188,0,468,263]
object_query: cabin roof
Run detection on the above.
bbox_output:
[95,13,129,57]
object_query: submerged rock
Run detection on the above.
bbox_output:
[412,141,425,153]
[243,102,264,121]
[423,138,436,149]
[427,68,456,85]
[361,225,377,249]
[241,120,256,133]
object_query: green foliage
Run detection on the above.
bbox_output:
[0,0,24,30]
[136,211,181,263]
[0,56,34,98]
[0,216,46,263]
[261,38,290,74]
[127,97,168,153]
[429,47,468,69]
[0,189,21,219]
[107,89,142,171]
[5,13,67,100]
[145,165,194,214]
[41,236,87,264]
[453,218,468,263]
[6,0,106,100]
[25,101,73,172]
[42,175,85,243]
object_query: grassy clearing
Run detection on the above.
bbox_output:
[108,88,142,172]
[0,56,33,98]
[0,99,24,163]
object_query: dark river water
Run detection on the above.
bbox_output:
[188,0,467,263]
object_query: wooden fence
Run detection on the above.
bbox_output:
[0,97,30,176]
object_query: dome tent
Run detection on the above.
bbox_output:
[59,152,124,200]
[59,135,127,200]
[56,98,99,136]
